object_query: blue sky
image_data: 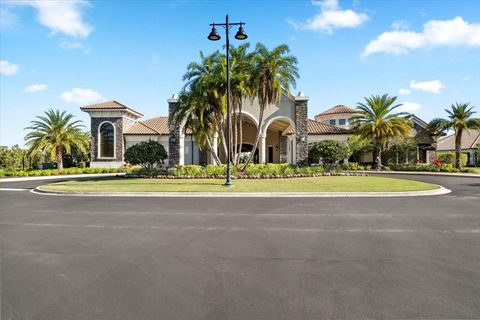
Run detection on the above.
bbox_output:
[1,0,479,147]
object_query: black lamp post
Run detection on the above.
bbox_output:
[208,15,247,187]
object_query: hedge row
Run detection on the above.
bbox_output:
[129,163,369,179]
[0,167,132,177]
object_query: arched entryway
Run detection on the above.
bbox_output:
[260,117,296,164]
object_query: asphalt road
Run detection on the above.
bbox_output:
[1,174,479,319]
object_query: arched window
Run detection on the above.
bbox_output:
[99,122,115,158]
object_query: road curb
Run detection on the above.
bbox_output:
[0,173,125,183]
[33,185,451,198]
[368,171,480,178]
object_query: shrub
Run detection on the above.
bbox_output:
[124,140,167,177]
[176,165,203,176]
[310,140,351,164]
[438,152,468,167]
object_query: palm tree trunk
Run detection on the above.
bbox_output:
[241,107,265,171]
[455,129,463,169]
[56,146,63,170]
[206,135,221,165]
[232,107,237,165]
[236,103,243,168]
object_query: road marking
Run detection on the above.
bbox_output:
[1,222,480,234]
[0,188,30,192]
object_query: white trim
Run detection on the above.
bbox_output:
[237,110,259,128]
[261,116,296,137]
[97,121,116,159]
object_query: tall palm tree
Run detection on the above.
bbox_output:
[181,51,229,158]
[241,43,299,169]
[427,103,480,169]
[229,44,254,166]
[351,94,412,169]
[25,109,89,170]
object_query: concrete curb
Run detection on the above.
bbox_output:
[368,171,480,178]
[33,185,451,198]
[0,173,125,183]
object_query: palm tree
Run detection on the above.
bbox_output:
[229,43,254,166]
[24,109,89,170]
[351,94,413,169]
[427,103,480,169]
[241,43,299,169]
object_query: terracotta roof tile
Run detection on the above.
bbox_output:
[124,116,193,135]
[315,105,357,117]
[307,119,351,135]
[80,100,143,117]
[437,129,480,151]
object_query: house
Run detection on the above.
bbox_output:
[436,129,480,165]
[81,94,435,168]
[81,93,351,168]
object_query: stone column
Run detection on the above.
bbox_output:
[259,135,266,164]
[168,95,181,167]
[279,135,288,163]
[295,92,309,166]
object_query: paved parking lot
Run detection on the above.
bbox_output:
[1,174,479,319]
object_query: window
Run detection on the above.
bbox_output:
[329,119,336,125]
[99,122,114,158]
[339,119,346,125]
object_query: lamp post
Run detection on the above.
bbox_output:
[208,15,247,187]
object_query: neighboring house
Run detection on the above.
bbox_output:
[436,129,480,165]
[314,105,357,129]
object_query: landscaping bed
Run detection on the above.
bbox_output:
[41,176,438,193]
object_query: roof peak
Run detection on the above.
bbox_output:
[315,105,357,117]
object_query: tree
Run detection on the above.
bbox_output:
[242,43,299,169]
[124,140,167,177]
[310,140,351,164]
[427,103,480,169]
[24,109,89,170]
[351,94,412,169]
[347,136,373,163]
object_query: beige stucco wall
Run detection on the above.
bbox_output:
[308,133,351,145]
[242,92,296,134]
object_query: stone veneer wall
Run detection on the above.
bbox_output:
[295,99,308,166]
[90,117,124,161]
[168,100,181,166]
[279,135,289,163]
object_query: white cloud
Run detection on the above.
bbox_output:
[10,0,92,38]
[25,83,48,93]
[363,16,480,57]
[398,102,422,113]
[0,60,19,75]
[398,88,411,95]
[409,80,444,93]
[288,0,369,34]
[59,39,90,53]
[463,75,473,81]
[60,88,105,105]
[391,20,410,31]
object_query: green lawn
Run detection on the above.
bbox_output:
[42,176,438,193]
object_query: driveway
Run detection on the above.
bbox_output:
[1,174,479,319]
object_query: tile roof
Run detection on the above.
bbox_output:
[315,105,357,117]
[124,116,193,135]
[125,116,169,135]
[437,129,480,151]
[80,100,143,117]
[307,119,351,135]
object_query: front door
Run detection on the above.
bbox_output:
[268,146,274,163]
